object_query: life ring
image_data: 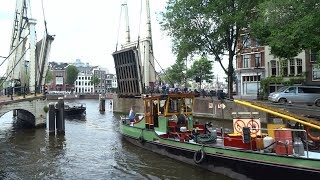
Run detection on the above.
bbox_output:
[306,126,320,142]
[193,149,206,164]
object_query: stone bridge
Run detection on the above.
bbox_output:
[0,95,47,127]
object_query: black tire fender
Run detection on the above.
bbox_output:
[193,149,206,164]
[138,136,145,143]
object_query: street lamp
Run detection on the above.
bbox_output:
[255,65,261,100]
[24,60,30,98]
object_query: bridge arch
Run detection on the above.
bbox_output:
[0,97,47,127]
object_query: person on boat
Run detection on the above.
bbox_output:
[177,110,187,125]
[129,107,135,121]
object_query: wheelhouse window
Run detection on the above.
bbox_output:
[159,99,166,114]
[145,100,151,114]
[167,97,193,114]
[182,98,193,113]
[168,97,179,113]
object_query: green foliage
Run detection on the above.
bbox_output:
[66,65,79,85]
[187,57,213,88]
[163,60,186,86]
[260,76,305,99]
[45,69,53,84]
[251,0,320,58]
[90,75,100,86]
[161,0,260,97]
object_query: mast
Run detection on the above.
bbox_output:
[7,0,28,83]
[143,0,155,90]
[122,0,131,44]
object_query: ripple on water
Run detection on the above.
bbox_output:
[1,99,233,180]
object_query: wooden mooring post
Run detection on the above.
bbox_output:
[99,94,105,112]
[56,98,65,134]
[48,103,56,135]
[48,98,65,135]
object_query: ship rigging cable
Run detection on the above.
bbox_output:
[0,46,30,90]
[0,35,29,68]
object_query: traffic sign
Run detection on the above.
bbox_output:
[218,103,226,109]
[232,118,261,135]
[208,103,213,109]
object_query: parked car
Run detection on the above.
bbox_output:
[268,86,320,106]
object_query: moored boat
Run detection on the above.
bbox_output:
[119,93,320,179]
[54,102,86,117]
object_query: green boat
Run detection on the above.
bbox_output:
[119,93,320,179]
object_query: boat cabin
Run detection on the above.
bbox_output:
[142,94,194,133]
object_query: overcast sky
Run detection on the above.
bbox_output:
[0,0,179,74]
[0,0,226,81]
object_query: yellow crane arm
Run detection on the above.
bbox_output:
[234,100,320,131]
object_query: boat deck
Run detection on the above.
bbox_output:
[159,131,320,160]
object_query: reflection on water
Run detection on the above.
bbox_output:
[1,99,233,179]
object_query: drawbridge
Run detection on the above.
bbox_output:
[234,100,320,131]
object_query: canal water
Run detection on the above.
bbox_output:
[0,99,233,180]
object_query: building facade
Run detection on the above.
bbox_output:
[235,33,320,99]
[47,59,117,94]
[74,71,94,94]
[235,31,265,99]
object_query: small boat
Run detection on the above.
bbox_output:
[55,102,86,117]
[119,93,320,179]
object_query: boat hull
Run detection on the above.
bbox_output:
[120,127,320,180]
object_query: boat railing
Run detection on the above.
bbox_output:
[221,127,313,158]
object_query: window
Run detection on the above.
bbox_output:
[242,75,260,82]
[271,60,277,76]
[287,87,296,93]
[242,55,250,68]
[242,34,251,48]
[296,58,302,75]
[281,60,288,76]
[312,65,320,81]
[310,50,319,62]
[255,53,261,67]
[253,38,260,47]
[289,59,295,75]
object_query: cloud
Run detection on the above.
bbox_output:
[0,0,176,74]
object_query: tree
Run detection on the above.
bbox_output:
[162,60,186,87]
[66,65,79,85]
[45,69,53,84]
[161,0,260,98]
[187,57,213,89]
[251,0,320,58]
[90,75,100,93]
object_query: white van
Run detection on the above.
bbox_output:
[268,86,320,106]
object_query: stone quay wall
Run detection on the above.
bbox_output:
[112,94,268,122]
